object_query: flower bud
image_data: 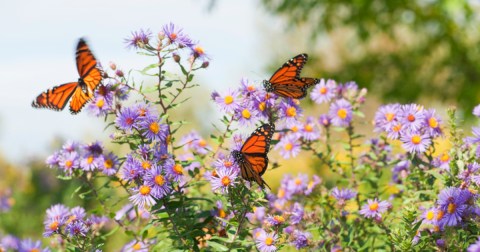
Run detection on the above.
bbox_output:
[109,62,117,70]
[201,61,209,68]
[173,53,181,63]
[115,70,124,77]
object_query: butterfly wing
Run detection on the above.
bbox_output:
[270,77,320,99]
[69,85,92,114]
[269,54,308,83]
[238,123,275,188]
[32,82,78,111]
[76,38,102,92]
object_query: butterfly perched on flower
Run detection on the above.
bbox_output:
[263,54,319,99]
[231,123,275,189]
[32,38,103,114]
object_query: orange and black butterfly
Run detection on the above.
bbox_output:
[32,38,103,114]
[231,123,275,189]
[263,53,319,99]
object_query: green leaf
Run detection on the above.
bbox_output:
[206,241,229,251]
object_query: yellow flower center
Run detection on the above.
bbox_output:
[224,95,234,105]
[49,220,59,231]
[194,46,204,55]
[142,161,152,170]
[173,164,184,175]
[224,161,232,168]
[407,114,415,122]
[447,203,456,214]
[393,123,402,132]
[132,243,142,250]
[169,33,177,40]
[286,107,296,117]
[337,108,347,119]
[426,210,435,220]
[96,98,105,108]
[139,185,151,196]
[258,102,266,111]
[291,126,299,132]
[320,87,327,94]
[304,124,313,132]
[273,215,285,223]
[284,143,293,151]
[385,113,395,122]
[199,139,207,147]
[428,117,438,128]
[247,85,256,91]
[277,188,285,198]
[30,249,40,252]
[221,176,231,186]
[242,109,251,119]
[440,153,449,163]
[87,155,94,164]
[155,175,165,186]
[295,178,302,185]
[436,210,444,220]
[218,209,226,218]
[149,122,160,134]
[265,237,274,246]
[65,160,73,168]
[138,108,147,117]
[104,159,113,169]
[411,135,421,145]
[369,202,379,211]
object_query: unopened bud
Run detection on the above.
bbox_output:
[115,70,124,77]
[201,61,209,68]
[109,62,117,70]
[173,54,181,63]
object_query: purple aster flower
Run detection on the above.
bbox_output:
[99,152,119,176]
[46,151,61,168]
[399,104,425,132]
[189,44,209,62]
[125,29,151,49]
[65,220,89,237]
[46,204,69,221]
[164,162,184,181]
[474,105,480,118]
[19,239,49,252]
[275,134,301,159]
[213,155,238,171]
[138,117,168,142]
[1,235,20,250]
[465,127,480,144]
[437,187,471,226]
[468,237,480,252]
[338,81,359,99]
[385,121,403,140]
[59,152,79,174]
[129,183,157,208]
[328,99,353,127]
[279,99,303,127]
[392,160,411,183]
[423,109,442,137]
[239,77,258,96]
[431,152,451,171]
[305,175,322,195]
[62,140,78,153]
[43,217,62,237]
[162,22,192,47]
[266,214,286,226]
[458,162,480,182]
[69,206,86,222]
[121,240,149,252]
[289,202,304,224]
[80,153,101,171]
[246,206,266,223]
[374,104,401,132]
[331,187,357,206]
[122,154,142,181]
[145,165,171,199]
[134,102,158,120]
[210,167,239,193]
[255,230,278,252]
[235,103,259,127]
[318,114,331,127]
[214,89,240,114]
[116,107,140,132]
[87,95,112,117]
[179,131,211,155]
[300,116,321,141]
[359,198,390,219]
[291,230,310,249]
[400,131,431,153]
[311,79,337,104]
[421,207,440,225]
[287,173,309,195]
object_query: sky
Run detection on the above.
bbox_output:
[0,0,289,163]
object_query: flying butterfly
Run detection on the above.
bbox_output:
[231,123,275,189]
[263,53,319,99]
[32,38,103,114]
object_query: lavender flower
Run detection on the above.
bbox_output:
[468,237,480,252]
[474,105,480,117]
[214,89,240,114]
[145,165,171,199]
[255,230,278,252]
[116,107,139,132]
[374,104,400,132]
[275,134,301,159]
[19,239,49,252]
[331,187,357,206]
[235,103,258,126]
[423,109,442,137]
[400,131,431,153]
[65,220,89,237]
[162,22,192,47]
[329,99,353,127]
[305,175,322,195]
[164,162,184,181]
[129,184,157,208]
[300,116,321,141]
[138,117,168,142]
[291,230,310,249]
[311,79,337,104]
[99,152,119,176]
[437,187,471,226]
[279,99,302,127]
[359,198,390,219]
[399,104,425,132]
[210,168,239,193]
[290,202,304,224]
[125,29,152,49]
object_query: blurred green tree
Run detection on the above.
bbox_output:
[261,0,480,114]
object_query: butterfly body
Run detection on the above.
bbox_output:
[232,123,275,189]
[32,38,102,114]
[263,54,319,99]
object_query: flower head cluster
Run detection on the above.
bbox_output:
[87,82,129,117]
[359,198,391,220]
[43,204,108,238]
[208,153,240,193]
[268,174,321,209]
[374,104,443,153]
[46,141,119,176]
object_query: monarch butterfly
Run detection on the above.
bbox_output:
[32,38,103,114]
[263,54,319,99]
[231,123,275,189]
